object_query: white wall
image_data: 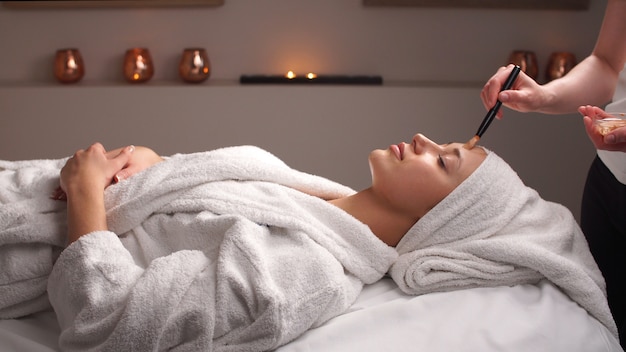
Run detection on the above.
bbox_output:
[0,0,609,221]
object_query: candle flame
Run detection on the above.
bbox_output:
[193,55,203,67]
[306,73,317,79]
[136,55,146,69]
[286,71,296,79]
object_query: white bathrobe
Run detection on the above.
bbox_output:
[2,146,397,351]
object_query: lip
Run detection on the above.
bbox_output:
[390,143,404,160]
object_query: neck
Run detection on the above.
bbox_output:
[329,188,416,247]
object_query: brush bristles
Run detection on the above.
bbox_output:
[464,135,480,149]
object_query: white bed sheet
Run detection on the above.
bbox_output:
[0,279,621,352]
[280,278,623,352]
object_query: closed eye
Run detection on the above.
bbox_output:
[438,154,446,170]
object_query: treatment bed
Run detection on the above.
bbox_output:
[0,147,622,352]
[0,85,622,351]
[0,279,621,351]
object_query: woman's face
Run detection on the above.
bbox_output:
[369,133,487,219]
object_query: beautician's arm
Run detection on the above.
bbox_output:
[60,143,134,243]
[481,0,626,116]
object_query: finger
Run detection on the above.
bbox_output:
[579,105,598,119]
[481,66,507,108]
[583,116,601,145]
[85,142,106,154]
[582,115,595,132]
[105,146,127,160]
[110,146,135,182]
[583,115,611,149]
[592,106,607,118]
[581,105,608,120]
[482,80,500,110]
[114,166,136,183]
[111,145,135,169]
[605,127,626,145]
[50,186,67,201]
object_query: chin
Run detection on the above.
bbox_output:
[367,150,383,169]
[368,151,392,185]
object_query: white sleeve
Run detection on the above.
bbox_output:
[600,67,626,185]
[47,231,215,351]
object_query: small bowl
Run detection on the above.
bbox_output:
[593,112,626,136]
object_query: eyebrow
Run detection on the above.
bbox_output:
[440,144,462,158]
[441,143,463,164]
[452,147,462,171]
[452,147,461,158]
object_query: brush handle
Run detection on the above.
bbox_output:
[475,65,521,137]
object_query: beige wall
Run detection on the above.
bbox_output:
[0,0,606,84]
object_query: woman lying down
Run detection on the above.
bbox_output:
[0,133,618,350]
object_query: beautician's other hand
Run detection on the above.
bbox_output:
[106,145,164,183]
[580,105,626,153]
[59,143,135,198]
[481,64,546,119]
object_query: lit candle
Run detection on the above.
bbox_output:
[239,73,382,85]
[123,48,154,83]
[179,48,211,83]
[54,48,85,84]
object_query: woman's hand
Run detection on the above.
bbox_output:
[60,143,134,197]
[60,143,135,244]
[52,144,163,200]
[108,145,164,183]
[480,64,548,119]
[580,105,626,152]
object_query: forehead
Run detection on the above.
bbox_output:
[447,142,487,179]
[442,142,487,158]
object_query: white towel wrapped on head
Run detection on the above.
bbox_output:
[389,150,619,338]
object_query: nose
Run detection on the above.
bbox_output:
[412,133,439,154]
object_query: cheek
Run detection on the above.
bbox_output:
[370,155,445,215]
[393,173,457,217]
[396,177,451,217]
[416,183,453,215]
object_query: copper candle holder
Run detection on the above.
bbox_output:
[54,48,85,84]
[123,48,154,83]
[546,52,577,82]
[507,50,538,80]
[179,48,211,83]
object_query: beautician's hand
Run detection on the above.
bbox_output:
[580,105,626,152]
[481,64,547,119]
